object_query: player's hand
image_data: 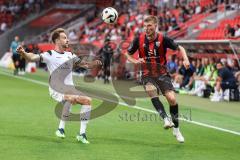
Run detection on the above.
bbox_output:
[136,58,145,64]
[16,46,25,56]
[80,61,89,68]
[93,60,102,67]
[183,59,190,69]
[64,95,77,105]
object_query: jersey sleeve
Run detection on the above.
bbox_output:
[39,52,51,63]
[72,53,77,59]
[127,36,139,55]
[163,36,179,51]
[72,56,82,66]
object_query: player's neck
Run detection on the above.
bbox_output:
[54,46,65,54]
[147,32,157,41]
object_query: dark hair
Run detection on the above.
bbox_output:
[216,61,224,66]
[51,28,65,43]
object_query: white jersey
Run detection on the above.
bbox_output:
[40,50,79,102]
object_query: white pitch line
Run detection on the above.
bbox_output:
[0,70,48,87]
[1,69,240,136]
[182,119,240,136]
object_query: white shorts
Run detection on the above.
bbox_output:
[49,87,65,102]
[49,87,85,102]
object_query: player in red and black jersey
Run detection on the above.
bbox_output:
[125,16,190,143]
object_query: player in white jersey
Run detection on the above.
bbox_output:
[16,28,102,144]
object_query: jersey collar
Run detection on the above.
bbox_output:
[54,50,65,54]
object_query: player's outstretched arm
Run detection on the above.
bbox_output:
[124,52,145,64]
[16,46,40,62]
[75,59,102,69]
[178,45,190,69]
[85,60,102,69]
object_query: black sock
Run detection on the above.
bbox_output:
[170,104,179,128]
[151,97,167,119]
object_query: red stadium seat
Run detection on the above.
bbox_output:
[197,14,240,40]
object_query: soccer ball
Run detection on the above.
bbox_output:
[101,7,118,24]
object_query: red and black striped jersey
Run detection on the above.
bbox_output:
[128,33,179,77]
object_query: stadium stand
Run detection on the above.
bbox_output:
[1,0,239,102]
[30,9,81,28]
[197,15,240,40]
[0,0,57,34]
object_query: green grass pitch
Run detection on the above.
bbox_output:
[0,67,240,160]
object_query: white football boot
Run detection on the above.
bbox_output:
[173,127,184,143]
[163,117,175,129]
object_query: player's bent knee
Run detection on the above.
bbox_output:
[145,86,158,98]
[85,97,92,105]
[169,98,176,106]
[146,91,158,98]
[77,96,92,105]
[168,97,176,105]
[165,92,177,105]
[86,97,92,105]
[145,84,156,92]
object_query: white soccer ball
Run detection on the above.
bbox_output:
[101,7,118,24]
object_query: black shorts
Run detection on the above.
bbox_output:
[141,74,174,95]
[12,54,20,63]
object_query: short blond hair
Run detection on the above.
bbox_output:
[51,28,66,43]
[144,15,158,24]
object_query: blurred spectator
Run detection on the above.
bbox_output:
[10,36,21,75]
[185,58,204,91]
[235,71,240,89]
[225,24,235,38]
[0,0,55,34]
[226,58,240,76]
[195,58,205,76]
[189,58,217,97]
[111,49,121,80]
[172,21,180,30]
[167,55,178,74]
[184,59,197,89]
[99,38,114,84]
[0,21,7,33]
[68,29,78,42]
[180,60,196,89]
[211,62,238,101]
[234,24,240,38]
[173,59,184,89]
[19,43,27,75]
[195,2,202,14]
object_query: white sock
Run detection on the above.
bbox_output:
[59,120,65,129]
[59,101,71,130]
[80,121,88,135]
[80,105,91,134]
[173,127,180,131]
